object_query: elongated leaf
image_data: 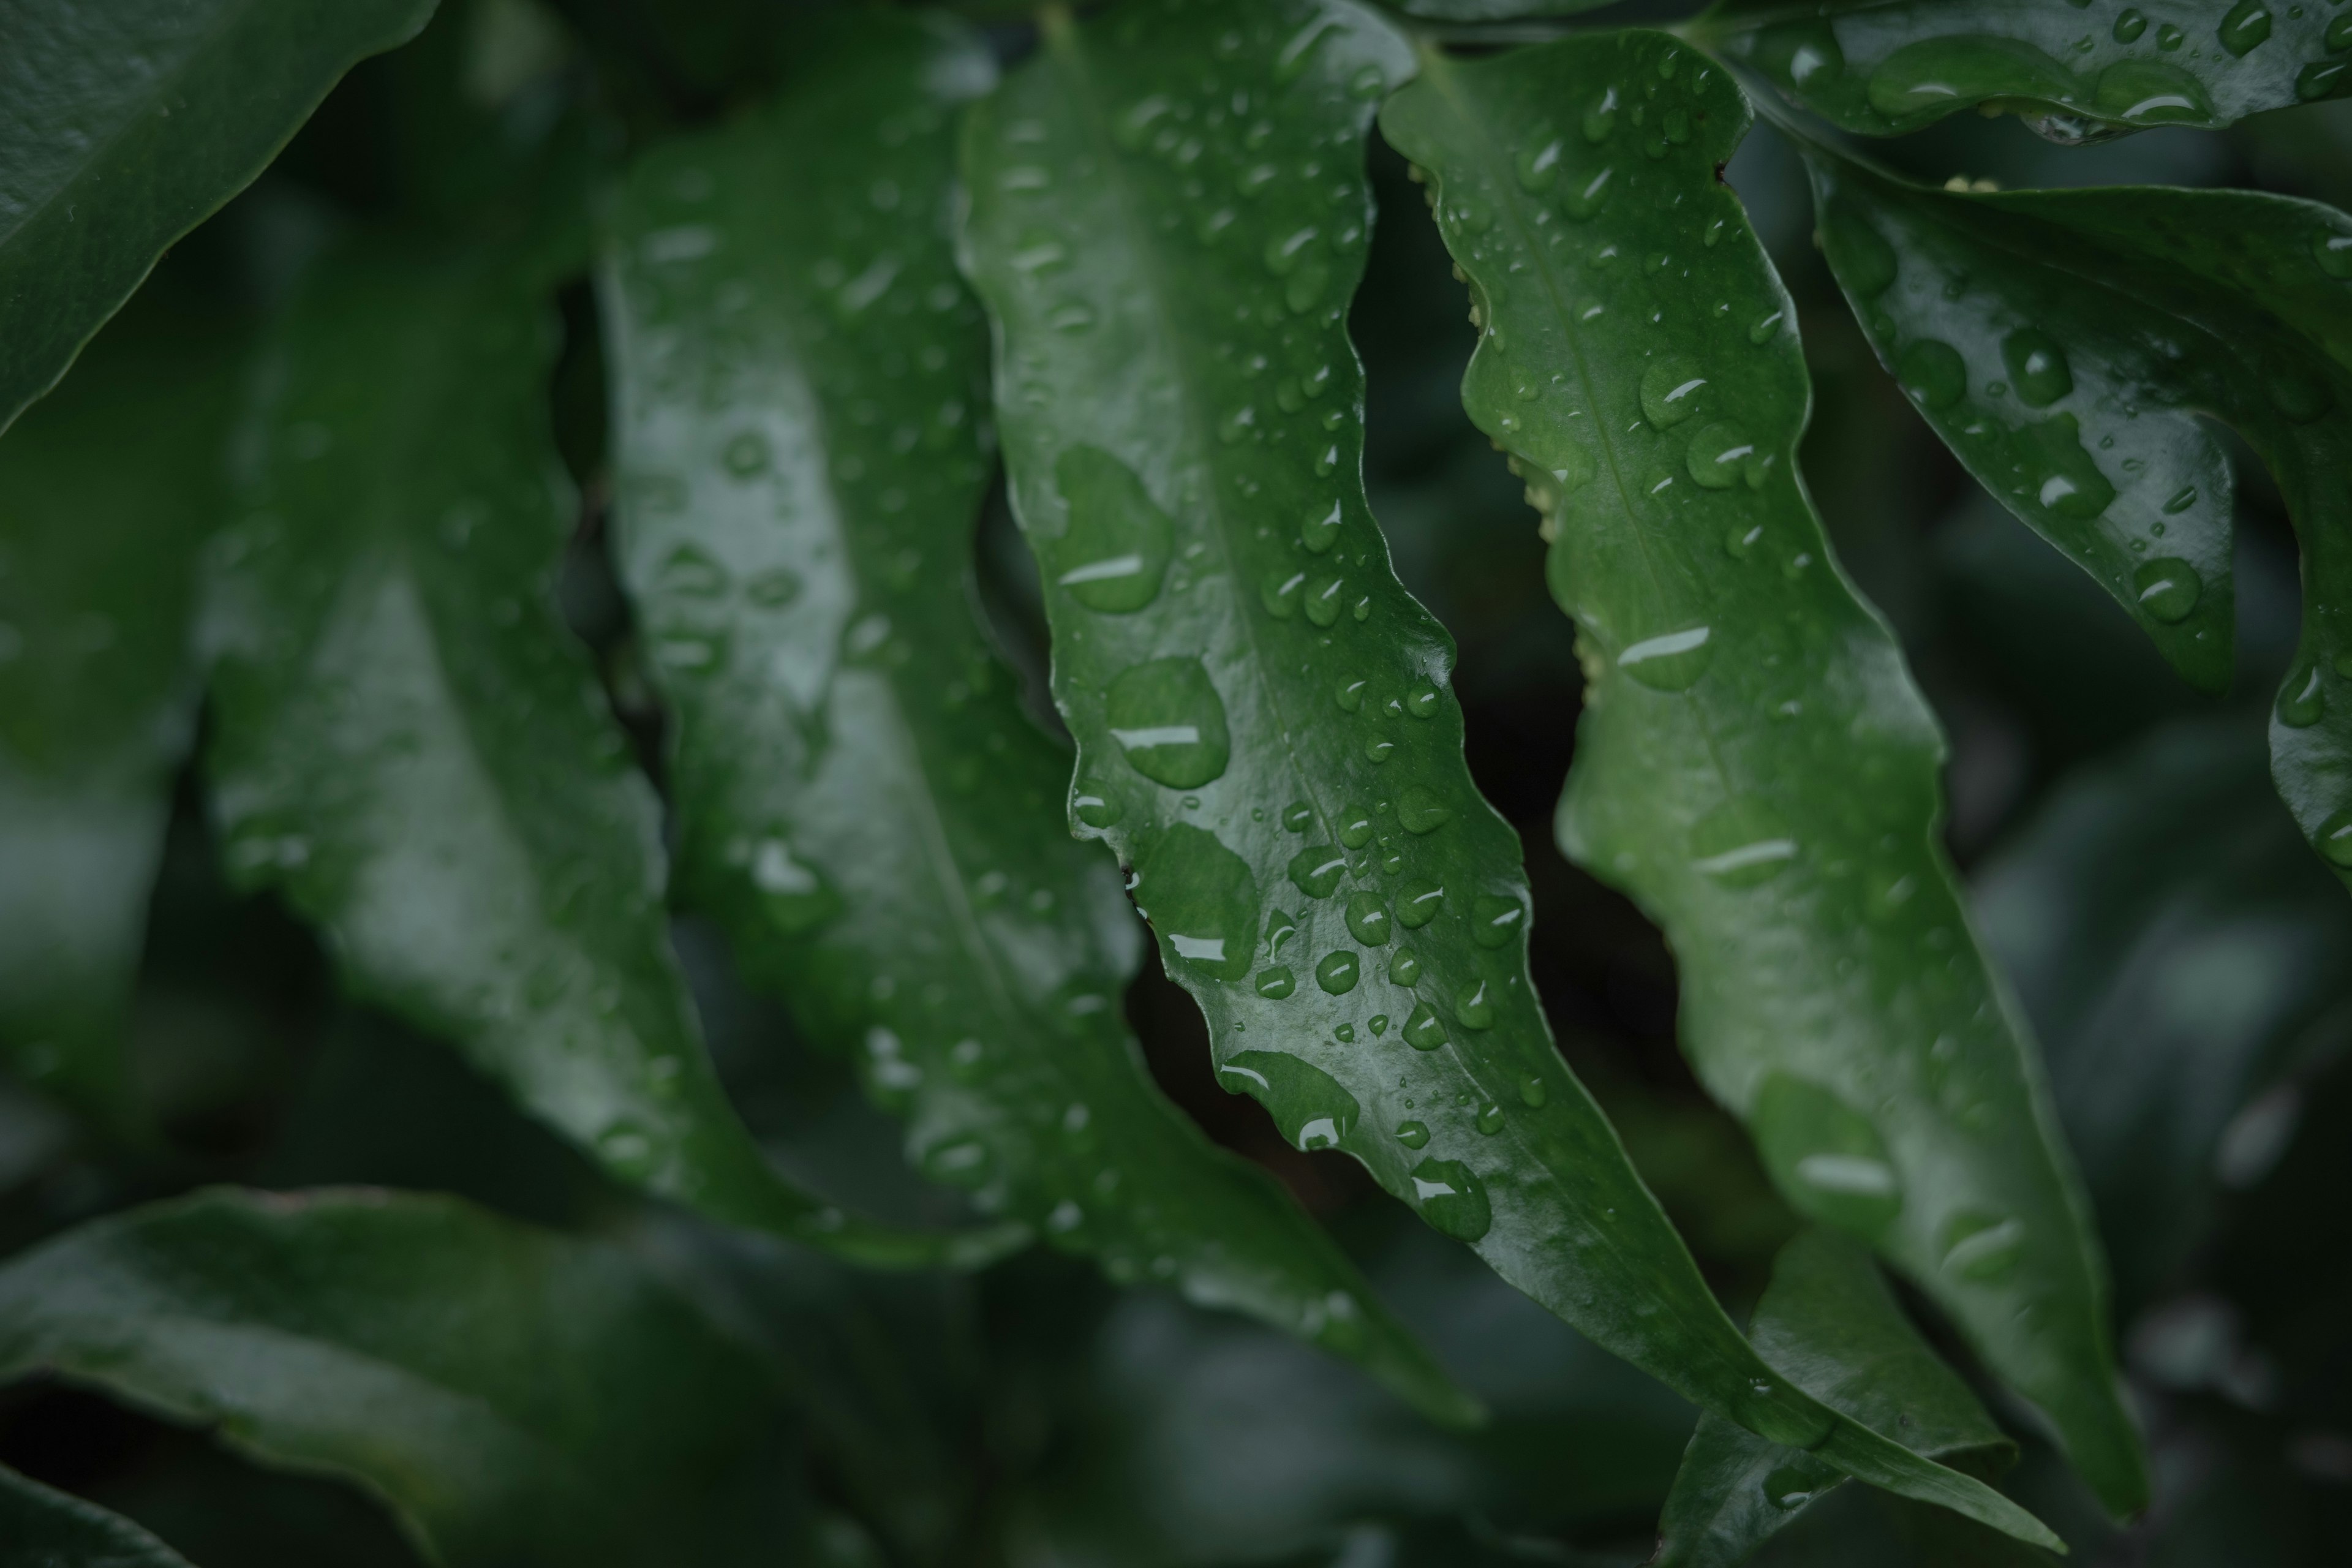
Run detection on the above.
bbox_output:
[1978,716,2352,1305]
[598,10,1468,1424]
[1796,151,2352,892]
[0,293,236,1126]
[961,0,2055,1546]
[1379,29,2139,1518]
[201,239,1010,1267]
[1,1464,198,1568]
[0,0,439,434]
[1384,1,1616,18]
[1694,0,2350,141]
[1657,1229,2013,1567]
[0,1187,782,1567]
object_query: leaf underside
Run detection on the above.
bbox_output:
[598,9,1468,1423]
[0,0,441,434]
[200,239,1008,1268]
[1379,29,2140,1519]
[0,1463,196,1568]
[962,0,2054,1546]
[1800,153,2352,894]
[1698,0,2349,141]
[0,1188,779,1568]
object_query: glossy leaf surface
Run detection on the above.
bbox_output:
[0,1188,780,1567]
[0,293,236,1123]
[1799,154,2352,893]
[1381,31,2138,1518]
[599,11,1464,1422]
[963,1,2052,1544]
[0,0,438,433]
[1979,717,2352,1306]
[202,241,1006,1267]
[1656,1229,2011,1567]
[0,1464,196,1568]
[1697,0,2351,140]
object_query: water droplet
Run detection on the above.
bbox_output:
[1395,1119,1430,1148]
[1073,781,1123,829]
[1403,1003,1449,1050]
[1406,684,1442,718]
[2278,662,2326,728]
[1686,421,1761,490]
[1821,211,1896,296]
[1396,879,1444,929]
[2218,0,2274,57]
[1755,1073,1904,1237]
[1345,892,1392,946]
[1763,1459,1836,1510]
[1560,164,1616,221]
[2112,8,2147,42]
[1940,1210,2026,1280]
[722,431,771,476]
[1051,447,1174,612]
[2331,12,2352,53]
[1301,500,1343,552]
[2132,557,2203,624]
[1266,910,1298,958]
[1107,657,1231,787]
[1365,736,1396,764]
[923,1137,992,1189]
[1262,567,1306,619]
[2313,227,2352,282]
[1748,307,1787,345]
[2093,59,2215,123]
[2019,413,2116,520]
[1864,37,2076,124]
[1469,894,1524,949]
[2001,328,2073,407]
[1896,338,1966,409]
[1582,86,1619,141]
[2163,484,2199,515]
[1336,802,1375,848]
[1387,948,1422,986]
[1455,979,1495,1030]
[1616,625,1715,691]
[1316,950,1360,994]
[597,1120,658,1177]
[1640,356,1707,428]
[1132,823,1258,981]
[658,543,729,598]
[1518,1074,1548,1109]
[1287,845,1347,899]
[747,837,840,932]
[1749,21,1843,91]
[1395,786,1452,835]
[1256,967,1296,999]
[2315,807,2352,867]
[1516,133,1564,191]
[1725,522,1764,560]
[1689,796,1798,888]
[1304,571,1346,627]
[1409,1156,1492,1240]
[1335,677,1367,712]
[2263,349,2334,423]
[1281,801,1314,832]
[1220,1051,1359,1152]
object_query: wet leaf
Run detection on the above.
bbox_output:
[1695,0,2351,141]
[0,1464,197,1568]
[202,239,1011,1267]
[1798,146,2352,894]
[962,0,2056,1545]
[0,0,439,434]
[598,11,1468,1423]
[1656,1229,2013,1567]
[1381,28,2138,1520]
[0,292,238,1127]
[1978,716,2352,1306]
[0,1187,783,1567]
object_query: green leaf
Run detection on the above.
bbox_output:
[597,10,1470,1425]
[1693,0,2351,140]
[1978,716,2352,1305]
[960,0,2057,1547]
[0,1464,197,1568]
[0,1187,783,1568]
[0,0,440,435]
[0,291,238,1126]
[1382,1,1618,18]
[1795,148,2352,892]
[1378,28,2141,1520]
[1656,1229,2013,1567]
[202,239,1013,1268]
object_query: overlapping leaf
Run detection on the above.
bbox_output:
[598,10,1465,1422]
[1696,0,2350,141]
[0,1464,197,1568]
[1656,1229,2013,1566]
[0,292,237,1126]
[0,1188,783,1567]
[201,238,1008,1266]
[960,0,2054,1544]
[1380,29,2139,1517]
[0,0,439,433]
[1798,148,2352,891]
[1978,716,2352,1305]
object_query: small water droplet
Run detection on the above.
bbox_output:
[1474,1102,1506,1135]
[1518,1074,1548,1109]
[2002,328,2073,407]
[1288,845,1347,899]
[1455,979,1495,1030]
[1387,947,1422,986]
[1316,950,1360,994]
[1403,1002,1449,1050]
[2132,557,2203,624]
[1686,421,1761,490]
[1395,1119,1430,1148]
[1256,966,1296,999]
[1281,801,1315,832]
[1073,781,1123,829]
[1345,892,1392,946]
[1336,802,1375,848]
[2278,662,2326,728]
[1396,878,1444,929]
[1335,677,1368,712]
[1469,894,1524,949]
[1395,786,1452,834]
[2113,8,2147,42]
[2315,807,2352,867]
[1582,86,1619,142]
[1365,735,1396,764]
[1301,500,1342,552]
[1304,570,1346,627]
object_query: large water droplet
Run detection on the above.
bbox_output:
[1686,421,1761,490]
[2001,328,2073,408]
[1316,949,1360,994]
[1617,625,1715,691]
[2019,413,2115,521]
[1403,1002,1449,1050]
[1256,966,1295,999]
[1864,37,2076,125]
[1052,446,1174,612]
[2092,59,2214,124]
[1469,894,1525,949]
[1455,979,1494,1030]
[1409,1156,1492,1241]
[1132,823,1257,981]
[1287,845,1347,899]
[1896,339,1966,410]
[1755,1073,1904,1237]
[1397,879,1445,929]
[2132,557,2203,624]
[1223,1050,1360,1153]
[1689,796,1798,888]
[1395,1119,1430,1149]
[2315,807,2352,868]
[1940,1210,2026,1280]
[1640,356,1707,428]
[2277,662,2326,728]
[2217,0,2273,58]
[1345,892,1392,946]
[1107,657,1231,787]
[1336,802,1376,848]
